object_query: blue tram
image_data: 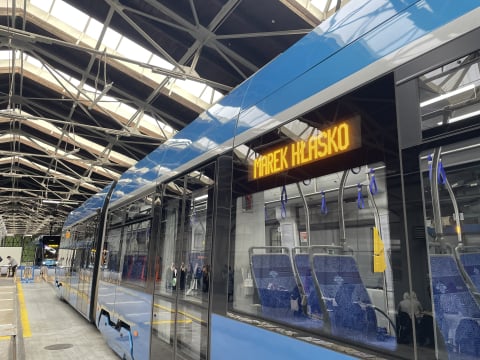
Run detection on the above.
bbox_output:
[55,1,480,359]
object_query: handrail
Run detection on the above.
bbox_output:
[430,147,463,250]
[297,183,311,246]
[338,170,349,248]
[431,148,445,250]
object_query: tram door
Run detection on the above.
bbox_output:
[151,162,215,360]
[420,140,480,359]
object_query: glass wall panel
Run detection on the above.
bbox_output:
[227,75,407,357]
[152,162,215,360]
[231,164,398,352]
[420,139,480,359]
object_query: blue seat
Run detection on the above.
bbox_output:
[430,254,480,358]
[458,253,480,292]
[455,319,480,357]
[293,253,322,316]
[312,255,378,342]
[251,253,298,320]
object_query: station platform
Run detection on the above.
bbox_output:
[0,275,119,360]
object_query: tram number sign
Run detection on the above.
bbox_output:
[251,116,361,180]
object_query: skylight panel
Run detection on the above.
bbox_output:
[85,17,103,40]
[0,50,12,61]
[199,88,223,104]
[55,70,71,83]
[142,114,176,136]
[177,79,206,98]
[69,77,80,87]
[51,1,89,32]
[24,55,43,69]
[82,83,96,94]
[199,87,212,104]
[103,28,122,51]
[149,54,175,71]
[117,103,136,119]
[0,49,19,60]
[117,37,151,63]
[311,0,336,13]
[30,0,53,13]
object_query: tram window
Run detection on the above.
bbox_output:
[103,195,153,287]
[419,51,480,137]
[121,220,150,286]
[102,227,122,281]
[227,98,404,354]
[67,219,98,272]
[421,139,480,359]
[230,158,399,350]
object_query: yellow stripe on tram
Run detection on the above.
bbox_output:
[17,281,31,338]
[153,303,204,324]
[151,319,193,325]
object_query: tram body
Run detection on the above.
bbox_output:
[55,1,480,359]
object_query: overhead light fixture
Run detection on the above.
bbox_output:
[42,200,61,204]
[420,84,476,108]
[448,109,480,123]
[42,199,79,205]
[0,173,25,178]
[194,194,208,202]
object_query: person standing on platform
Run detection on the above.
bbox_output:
[6,256,18,277]
[179,262,186,290]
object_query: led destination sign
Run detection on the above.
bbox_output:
[252,116,361,180]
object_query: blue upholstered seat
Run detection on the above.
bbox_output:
[430,255,480,358]
[459,253,480,292]
[312,255,378,342]
[293,253,322,315]
[251,253,298,318]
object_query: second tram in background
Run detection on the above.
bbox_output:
[34,234,60,267]
[55,1,480,360]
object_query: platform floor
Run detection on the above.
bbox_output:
[0,277,119,360]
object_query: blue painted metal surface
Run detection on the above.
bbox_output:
[63,183,112,227]
[211,314,354,360]
[97,281,152,360]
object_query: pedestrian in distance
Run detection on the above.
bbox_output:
[6,256,18,277]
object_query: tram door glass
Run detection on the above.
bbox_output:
[100,196,154,358]
[57,226,81,303]
[69,217,98,317]
[421,139,480,358]
[152,163,215,360]
[78,219,98,317]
